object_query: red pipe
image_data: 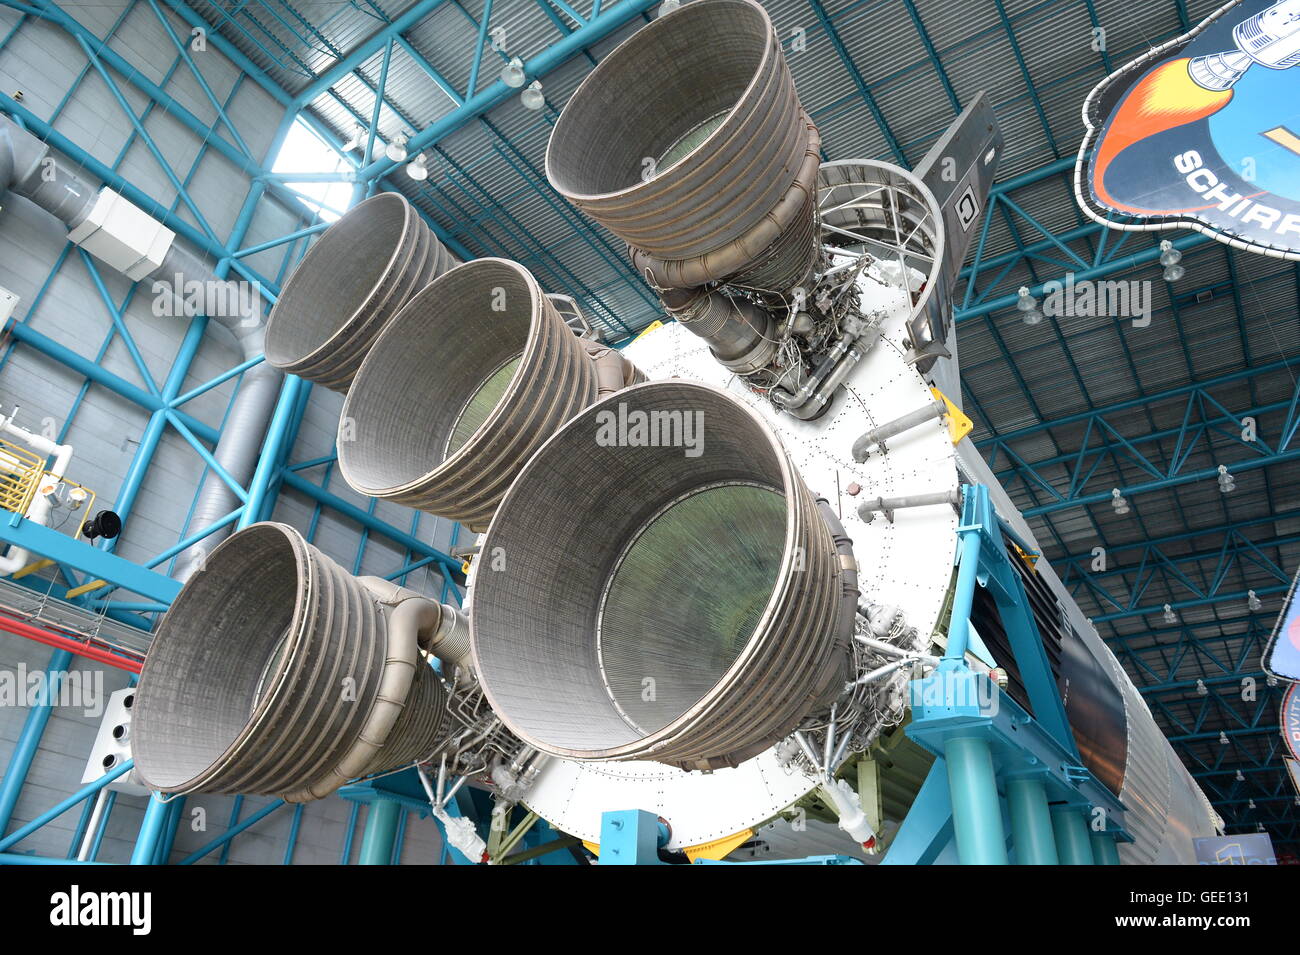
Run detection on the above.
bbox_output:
[0,613,143,673]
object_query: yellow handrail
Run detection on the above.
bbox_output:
[0,437,44,516]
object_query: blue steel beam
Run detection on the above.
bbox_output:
[805,0,907,164]
[0,517,181,604]
[355,0,660,183]
[0,649,72,836]
[1059,530,1296,617]
[291,0,447,105]
[0,758,134,853]
[277,470,460,571]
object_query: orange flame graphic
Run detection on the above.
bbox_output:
[1092,58,1235,213]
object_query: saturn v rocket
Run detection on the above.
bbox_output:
[130,0,1220,864]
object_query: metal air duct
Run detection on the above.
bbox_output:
[337,258,608,531]
[264,192,457,391]
[470,380,851,771]
[0,114,280,582]
[133,522,460,801]
[545,0,821,296]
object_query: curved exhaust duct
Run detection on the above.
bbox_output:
[264,192,457,392]
[160,241,283,583]
[0,115,279,582]
[470,380,851,771]
[545,0,820,296]
[338,258,628,531]
[0,116,98,227]
[133,522,463,801]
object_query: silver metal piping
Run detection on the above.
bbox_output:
[0,115,278,583]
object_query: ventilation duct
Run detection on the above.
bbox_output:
[545,0,821,296]
[264,192,457,391]
[338,258,624,531]
[470,380,851,771]
[133,523,462,801]
[0,114,279,582]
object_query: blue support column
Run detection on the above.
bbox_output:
[1006,777,1058,864]
[1051,808,1096,865]
[0,649,72,836]
[945,736,1008,865]
[153,795,185,865]
[906,486,1133,864]
[130,794,172,865]
[1091,831,1121,865]
[240,376,306,528]
[339,800,361,864]
[358,797,402,866]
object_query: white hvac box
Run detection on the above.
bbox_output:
[80,686,149,795]
[67,189,174,282]
[0,285,17,324]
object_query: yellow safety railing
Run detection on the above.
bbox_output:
[0,436,44,517]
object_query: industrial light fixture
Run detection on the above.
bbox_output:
[1163,603,1177,624]
[342,123,366,152]
[1159,239,1184,281]
[1217,463,1235,493]
[1247,589,1262,611]
[1248,798,1256,809]
[405,152,429,181]
[521,80,545,111]
[658,0,682,14]
[1196,678,1208,696]
[1219,731,1230,745]
[1016,285,1042,325]
[501,56,526,88]
[384,133,409,163]
[1235,769,1245,781]
[1267,674,1278,687]
[1110,487,1129,514]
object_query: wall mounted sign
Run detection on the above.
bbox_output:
[1193,832,1278,864]
[1077,0,1300,259]
[1282,682,1300,761]
[1264,567,1300,682]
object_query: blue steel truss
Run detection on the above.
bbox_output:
[0,0,1294,862]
